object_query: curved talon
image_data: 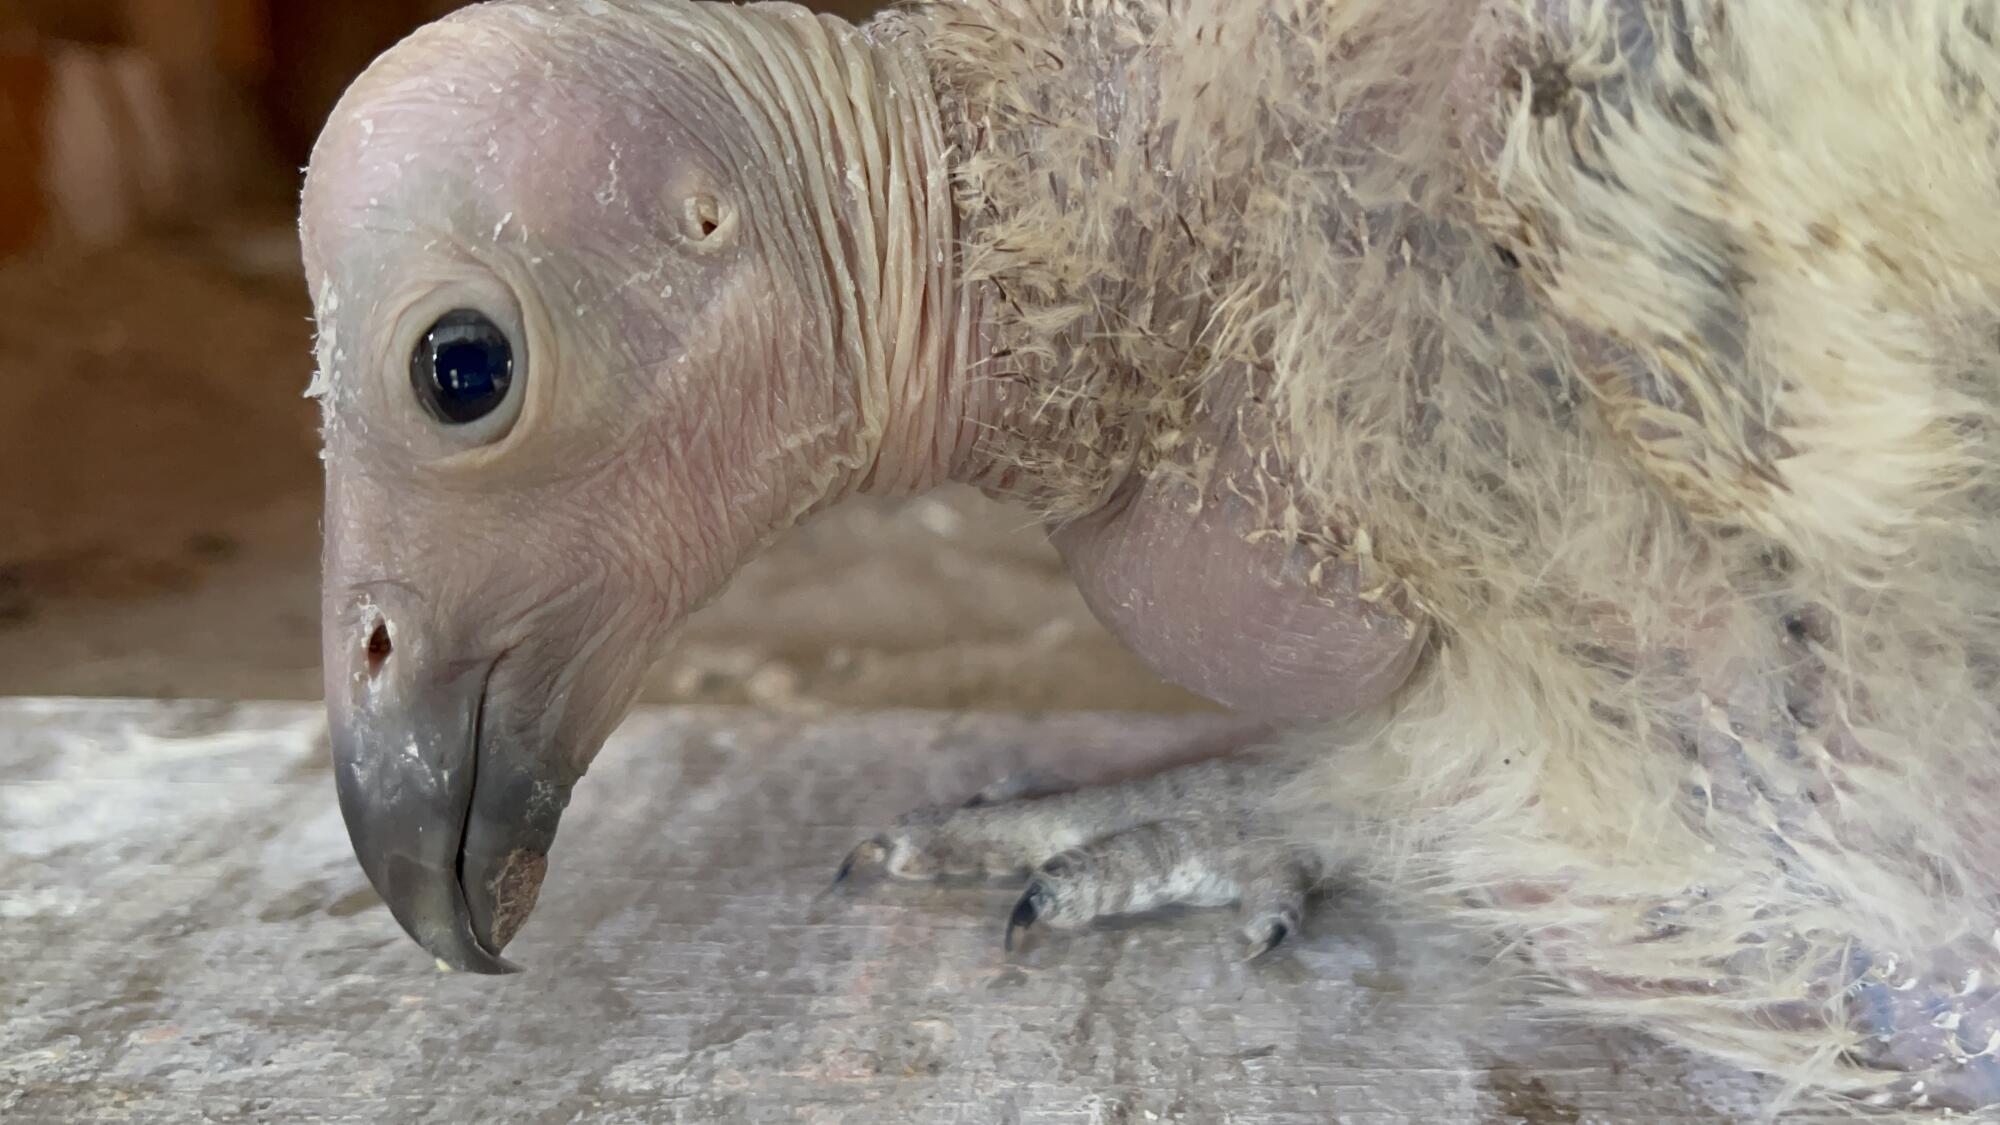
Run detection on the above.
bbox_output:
[1005,884,1042,952]
[1245,921,1290,962]
[832,837,889,890]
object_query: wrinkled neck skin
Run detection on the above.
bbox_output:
[770,15,1003,508]
[813,33,1087,504]
[771,11,1129,508]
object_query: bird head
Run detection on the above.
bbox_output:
[302,0,965,971]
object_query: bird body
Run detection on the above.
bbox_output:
[302,0,2000,1113]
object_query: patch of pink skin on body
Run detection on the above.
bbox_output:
[1047,435,1428,724]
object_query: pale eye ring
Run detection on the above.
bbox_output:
[411,309,516,426]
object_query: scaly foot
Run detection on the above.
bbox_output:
[835,755,1326,959]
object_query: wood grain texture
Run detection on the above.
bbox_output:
[0,700,1822,1122]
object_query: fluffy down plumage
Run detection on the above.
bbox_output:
[881,0,2000,1112]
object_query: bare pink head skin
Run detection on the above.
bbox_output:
[302,0,1422,971]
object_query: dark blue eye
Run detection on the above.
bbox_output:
[412,310,516,426]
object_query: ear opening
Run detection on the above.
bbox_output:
[683,193,735,245]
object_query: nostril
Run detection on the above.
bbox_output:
[365,620,393,677]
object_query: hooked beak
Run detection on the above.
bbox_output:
[328,611,574,974]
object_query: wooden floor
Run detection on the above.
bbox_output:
[1,699,1810,1123]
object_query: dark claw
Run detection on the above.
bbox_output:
[831,837,888,891]
[1005,884,1042,952]
[1248,921,1289,961]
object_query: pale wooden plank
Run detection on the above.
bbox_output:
[0,700,1811,1122]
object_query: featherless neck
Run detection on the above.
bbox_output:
[712,7,987,501]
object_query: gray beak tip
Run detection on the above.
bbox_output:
[329,680,564,978]
[353,838,523,976]
[322,600,574,977]
[440,947,524,977]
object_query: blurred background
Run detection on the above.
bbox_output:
[0,0,1204,714]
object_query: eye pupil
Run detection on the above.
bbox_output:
[413,310,515,426]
